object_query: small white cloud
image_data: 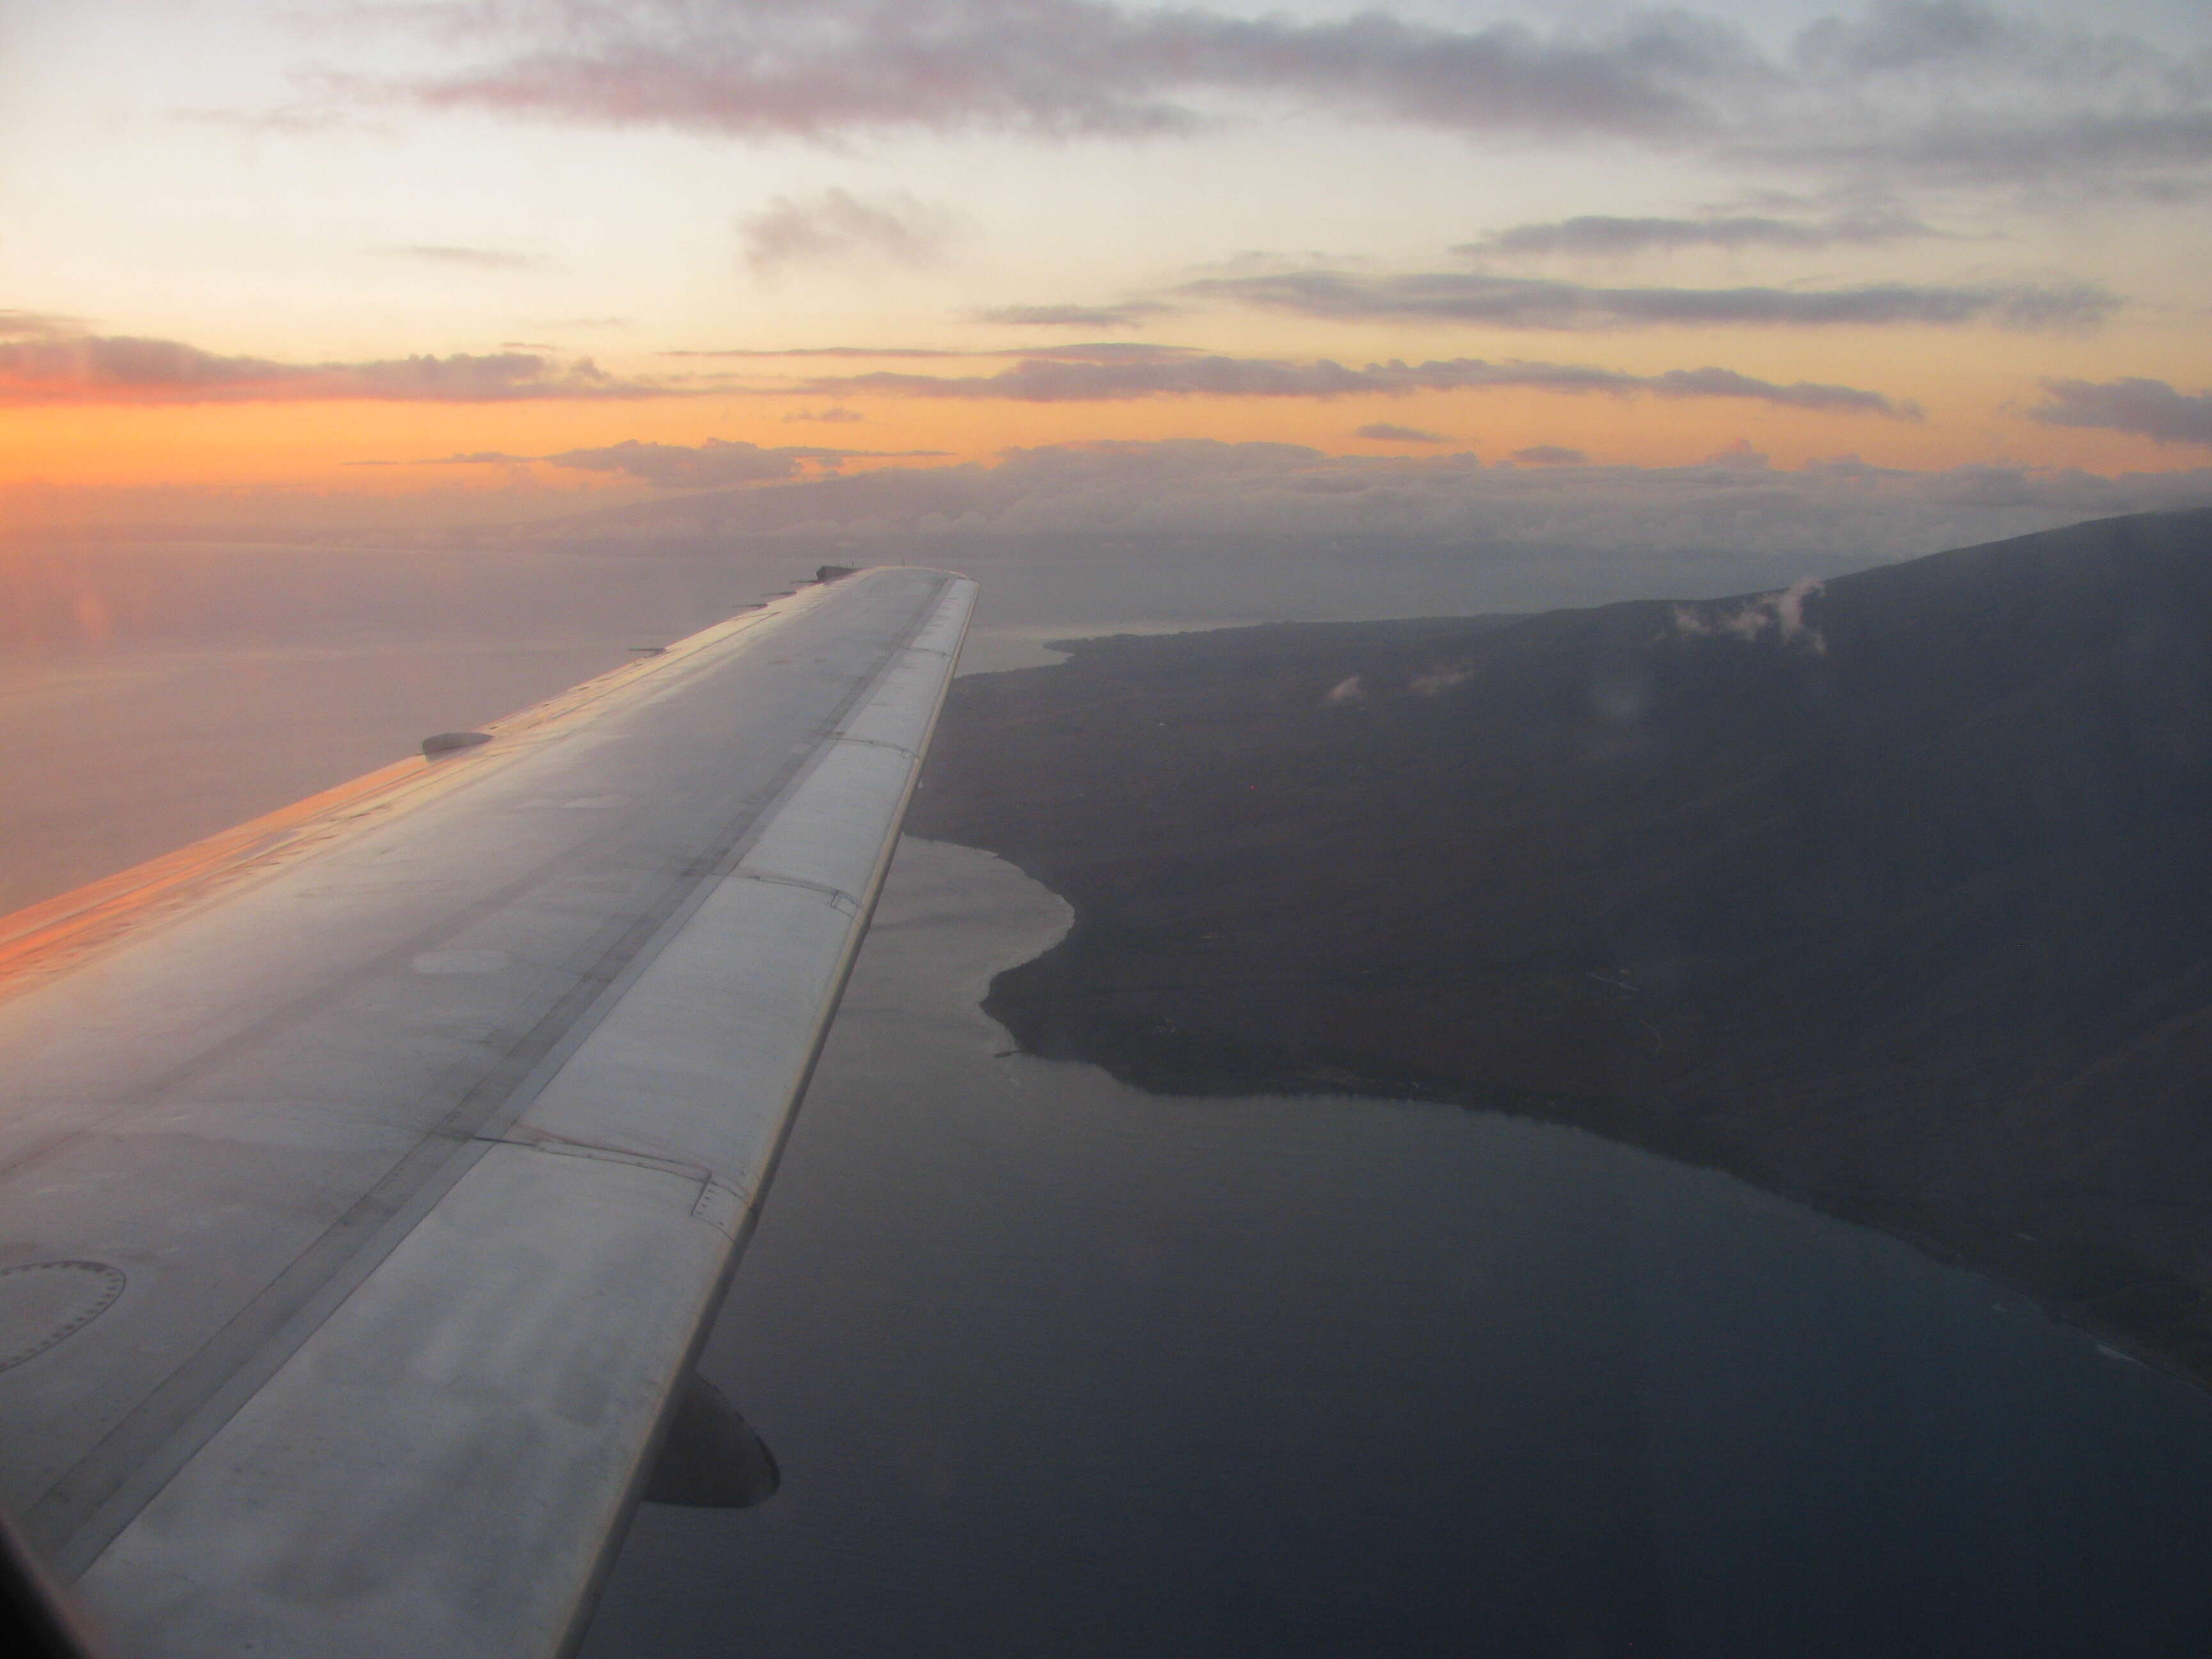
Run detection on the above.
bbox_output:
[741,189,959,280]
[1324,675,1366,705]
[1673,577,1826,652]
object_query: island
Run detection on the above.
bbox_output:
[908,507,2212,1386]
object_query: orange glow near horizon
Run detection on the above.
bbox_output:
[4,300,2209,511]
[0,374,2194,509]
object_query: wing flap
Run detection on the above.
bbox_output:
[81,1145,723,1659]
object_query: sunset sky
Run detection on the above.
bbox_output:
[4,0,2211,534]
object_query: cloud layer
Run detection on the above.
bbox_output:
[422,437,947,486]
[1356,422,1448,443]
[794,350,1918,417]
[515,438,2212,601]
[538,438,842,487]
[1452,208,1940,260]
[974,302,1174,328]
[400,1,1742,143]
[1183,270,2115,332]
[2029,378,2212,447]
[362,2,2212,196]
[0,319,662,405]
[19,442,2211,626]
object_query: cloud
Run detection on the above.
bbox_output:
[796,350,1918,418]
[418,437,949,486]
[668,341,1197,362]
[1182,269,2116,332]
[25,444,2212,620]
[982,342,1198,364]
[1795,0,2090,81]
[0,322,670,405]
[973,302,1175,328]
[740,189,958,278]
[1356,422,1450,443]
[495,439,2212,600]
[784,406,866,423]
[537,439,827,488]
[369,244,546,269]
[666,344,973,360]
[1754,111,2212,196]
[1453,207,1939,260]
[2027,378,2212,447]
[1673,577,1827,653]
[394,3,1750,144]
[1706,438,1770,469]
[1756,3,2212,192]
[1511,445,1587,465]
[0,310,76,340]
[342,1,2212,200]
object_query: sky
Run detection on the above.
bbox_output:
[4,0,2212,554]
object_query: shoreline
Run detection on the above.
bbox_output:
[959,901,2211,1397]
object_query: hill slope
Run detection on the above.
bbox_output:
[909,508,2212,1381]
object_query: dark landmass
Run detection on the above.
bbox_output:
[908,509,2212,1385]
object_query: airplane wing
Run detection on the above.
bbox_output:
[0,565,975,1658]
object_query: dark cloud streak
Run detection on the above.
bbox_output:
[1356,422,1450,442]
[974,302,1175,328]
[1454,208,1939,260]
[396,1,1748,143]
[418,437,949,487]
[2029,378,2212,447]
[668,342,1198,363]
[0,325,670,404]
[1184,269,2115,332]
[796,350,1918,417]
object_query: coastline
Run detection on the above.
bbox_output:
[908,523,2212,1403]
[966,929,2212,1397]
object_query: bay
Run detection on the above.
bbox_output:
[584,839,2212,1659]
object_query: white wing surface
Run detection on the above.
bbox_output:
[0,566,975,1658]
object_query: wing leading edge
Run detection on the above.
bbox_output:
[0,566,976,1657]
